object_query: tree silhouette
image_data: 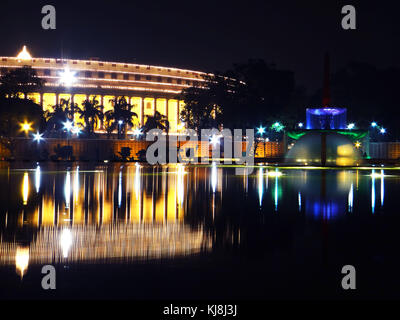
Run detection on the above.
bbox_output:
[141,111,169,134]
[104,97,138,139]
[44,99,74,136]
[75,97,104,136]
[0,66,44,99]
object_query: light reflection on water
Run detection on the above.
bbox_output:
[0,163,396,279]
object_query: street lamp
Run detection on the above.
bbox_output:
[347,123,355,130]
[118,120,123,139]
[380,128,386,134]
[298,122,304,128]
[371,122,377,128]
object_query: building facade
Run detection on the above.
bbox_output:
[0,46,208,132]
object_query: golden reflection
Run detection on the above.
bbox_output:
[1,164,220,267]
[60,229,73,258]
[22,172,29,205]
[15,247,29,278]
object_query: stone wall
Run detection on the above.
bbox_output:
[0,138,285,161]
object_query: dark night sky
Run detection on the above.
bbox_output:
[0,0,399,92]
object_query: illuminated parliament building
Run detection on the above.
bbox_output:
[0,46,208,132]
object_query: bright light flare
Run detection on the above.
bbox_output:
[371,122,377,127]
[257,126,265,134]
[20,121,32,133]
[380,128,386,134]
[347,123,355,130]
[63,120,73,132]
[133,128,143,137]
[60,229,73,258]
[59,67,76,87]
[32,132,43,142]
[15,247,29,278]
[267,171,283,177]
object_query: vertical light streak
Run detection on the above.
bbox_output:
[74,166,79,202]
[298,192,302,212]
[65,171,71,209]
[118,169,122,208]
[15,247,29,278]
[35,165,41,193]
[371,169,375,214]
[380,169,384,207]
[60,229,72,258]
[22,172,29,205]
[211,162,217,194]
[258,167,263,207]
[177,164,185,207]
[134,163,141,200]
[348,183,353,212]
[274,169,278,212]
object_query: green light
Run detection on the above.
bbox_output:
[271,122,285,132]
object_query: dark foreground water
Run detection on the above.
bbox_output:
[0,162,399,300]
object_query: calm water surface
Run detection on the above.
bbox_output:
[0,163,400,299]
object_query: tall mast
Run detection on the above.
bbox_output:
[322,53,330,107]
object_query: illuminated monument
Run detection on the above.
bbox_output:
[0,46,209,132]
[286,54,366,166]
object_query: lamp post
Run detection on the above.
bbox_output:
[118,120,123,140]
[63,120,73,147]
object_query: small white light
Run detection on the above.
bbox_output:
[257,126,265,134]
[32,132,43,142]
[133,128,142,137]
[210,135,220,146]
[63,121,73,131]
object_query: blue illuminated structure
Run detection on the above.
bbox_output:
[306,108,347,130]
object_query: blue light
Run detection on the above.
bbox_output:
[380,128,386,134]
[257,126,266,135]
[32,132,43,142]
[371,122,377,127]
[63,120,73,132]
